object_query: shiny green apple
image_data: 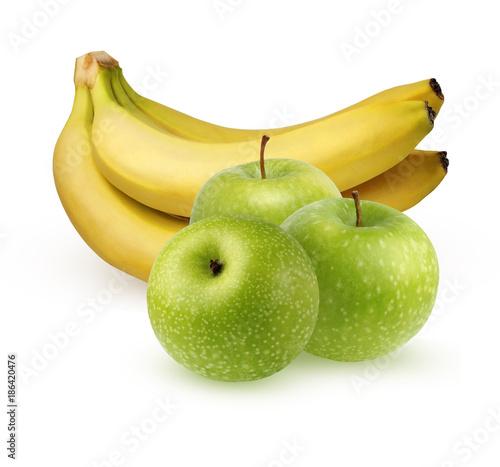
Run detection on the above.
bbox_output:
[190,136,341,225]
[147,214,319,381]
[281,195,439,361]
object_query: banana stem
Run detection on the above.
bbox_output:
[74,51,118,88]
[352,191,362,227]
[260,135,270,179]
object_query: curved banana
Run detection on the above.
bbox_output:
[118,67,444,142]
[109,67,449,215]
[89,64,435,217]
[342,150,449,211]
[53,71,188,282]
[109,67,168,133]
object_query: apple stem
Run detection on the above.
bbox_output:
[352,191,362,227]
[260,135,270,179]
[210,259,223,276]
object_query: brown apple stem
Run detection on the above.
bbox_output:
[260,135,270,179]
[352,191,362,227]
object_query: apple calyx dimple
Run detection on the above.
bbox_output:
[260,135,270,179]
[209,259,223,276]
[351,190,362,227]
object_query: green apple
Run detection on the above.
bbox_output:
[190,136,341,225]
[147,214,319,382]
[281,193,439,361]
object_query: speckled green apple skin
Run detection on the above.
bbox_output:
[189,158,341,225]
[147,214,319,382]
[281,198,439,362]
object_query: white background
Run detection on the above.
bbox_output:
[1,0,499,466]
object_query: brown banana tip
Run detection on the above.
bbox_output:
[438,151,449,173]
[429,78,444,100]
[425,101,436,126]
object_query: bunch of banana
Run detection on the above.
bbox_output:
[53,51,448,281]
[53,56,188,282]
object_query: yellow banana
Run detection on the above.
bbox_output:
[342,150,449,211]
[88,62,435,218]
[53,65,188,282]
[118,66,444,142]
[109,67,168,133]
